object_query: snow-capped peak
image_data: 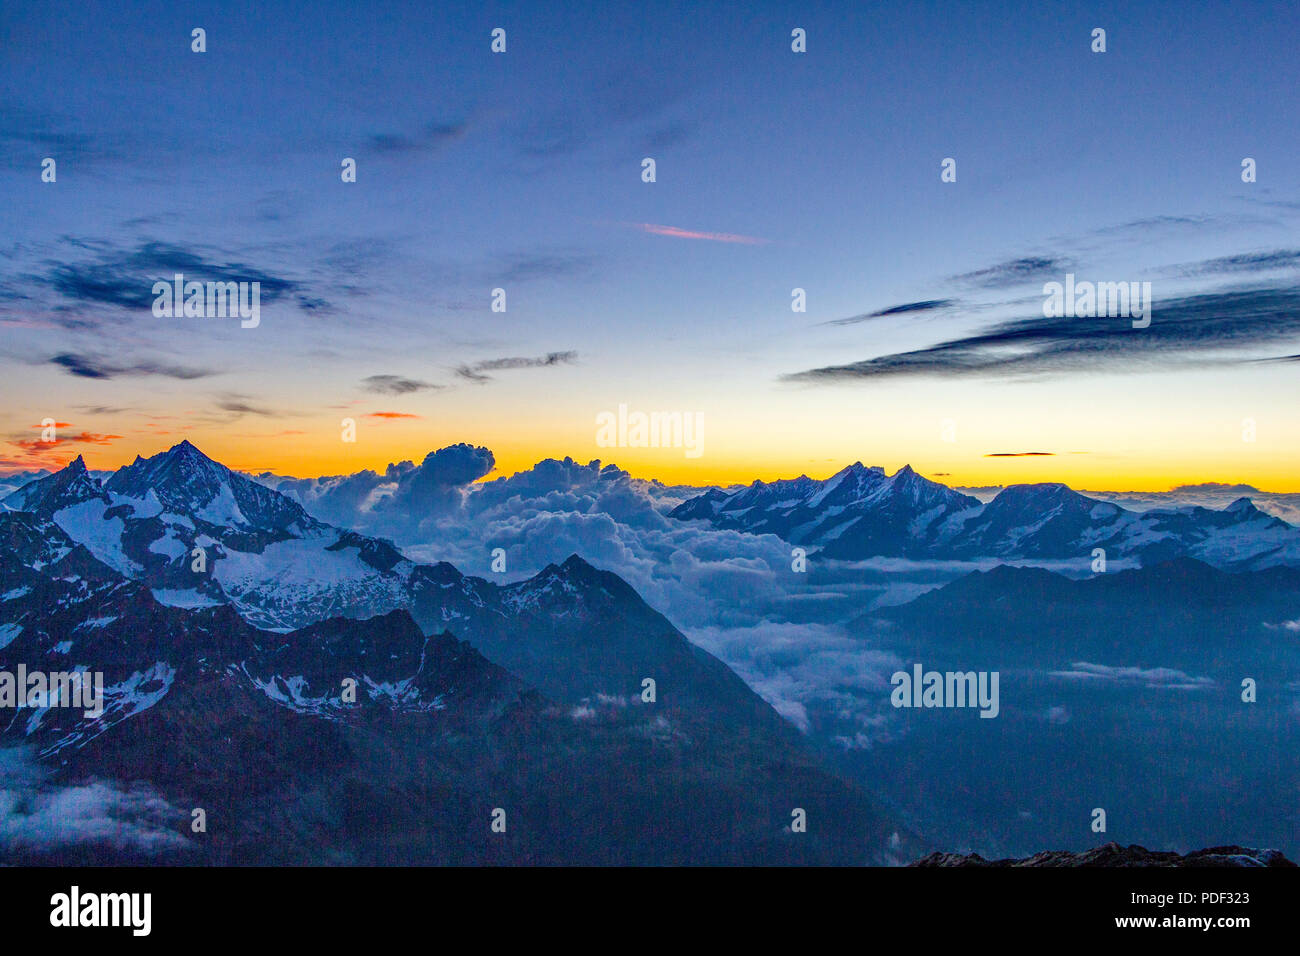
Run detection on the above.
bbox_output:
[104,440,315,533]
[1,455,109,514]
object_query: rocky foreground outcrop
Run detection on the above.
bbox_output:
[911,842,1295,867]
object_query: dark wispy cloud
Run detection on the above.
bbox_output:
[9,239,324,324]
[822,299,956,327]
[513,66,695,166]
[985,451,1055,457]
[0,108,122,168]
[215,396,277,418]
[360,374,443,395]
[1086,214,1212,238]
[637,120,698,154]
[492,252,595,284]
[368,119,469,155]
[951,256,1068,290]
[1174,249,1300,277]
[455,351,578,383]
[784,286,1300,384]
[50,352,215,381]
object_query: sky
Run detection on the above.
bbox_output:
[2,0,1299,490]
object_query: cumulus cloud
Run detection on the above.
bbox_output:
[384,443,496,517]
[258,444,495,535]
[688,621,904,741]
[255,448,966,743]
[0,747,192,855]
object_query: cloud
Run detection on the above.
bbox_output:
[1075,214,1268,242]
[822,299,957,326]
[50,352,216,381]
[216,398,277,418]
[10,431,122,450]
[1043,705,1071,725]
[1099,215,1209,234]
[385,443,496,514]
[638,120,698,153]
[688,621,904,738]
[7,239,325,326]
[492,253,594,284]
[251,448,1000,745]
[367,120,469,155]
[951,256,1067,289]
[629,222,769,245]
[365,411,421,419]
[1174,249,1300,277]
[2,429,122,470]
[1264,619,1300,632]
[985,452,1055,457]
[455,351,578,383]
[1047,662,1215,690]
[0,109,121,168]
[783,285,1300,384]
[360,374,442,395]
[512,67,695,165]
[256,463,413,527]
[0,747,192,855]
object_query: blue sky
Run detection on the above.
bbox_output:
[3,0,1299,487]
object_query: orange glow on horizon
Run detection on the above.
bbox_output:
[18,430,1298,495]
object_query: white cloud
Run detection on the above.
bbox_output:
[0,747,192,854]
[1047,662,1215,690]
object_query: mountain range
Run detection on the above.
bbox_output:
[830,554,1300,860]
[5,443,1297,864]
[671,462,1300,568]
[0,441,913,864]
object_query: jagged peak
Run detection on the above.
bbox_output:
[165,438,221,466]
[560,553,595,573]
[840,461,884,475]
[416,560,465,585]
[1,453,107,512]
